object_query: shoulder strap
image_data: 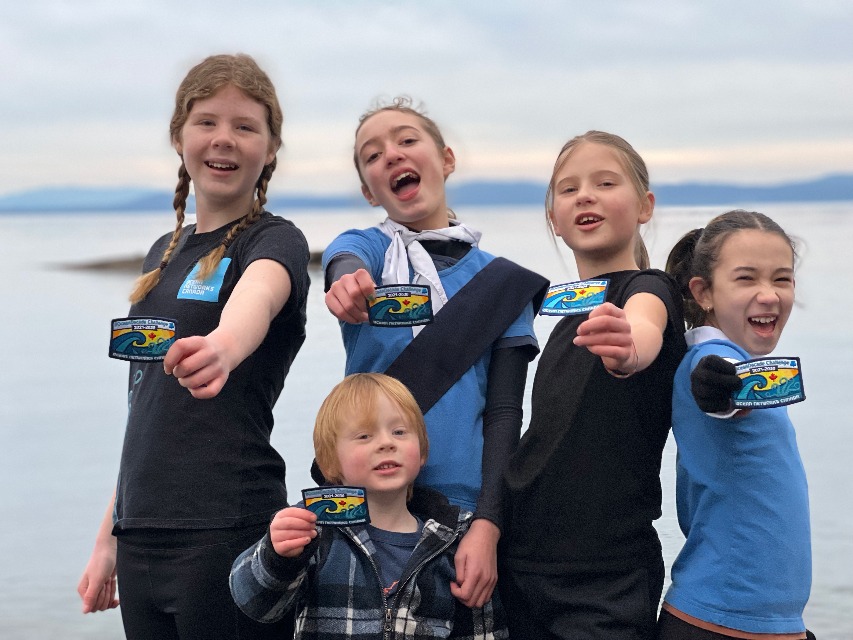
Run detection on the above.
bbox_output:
[384,257,548,415]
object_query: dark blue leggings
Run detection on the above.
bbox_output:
[116,524,294,640]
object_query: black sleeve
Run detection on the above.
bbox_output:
[623,269,685,336]
[474,344,532,530]
[324,253,369,292]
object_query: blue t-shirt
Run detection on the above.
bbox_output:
[368,519,424,599]
[323,227,537,511]
[664,327,811,634]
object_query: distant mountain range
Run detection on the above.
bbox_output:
[0,174,850,213]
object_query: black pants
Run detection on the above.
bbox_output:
[116,523,294,640]
[656,608,815,640]
[499,557,664,640]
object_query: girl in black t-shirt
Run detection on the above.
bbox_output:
[76,54,309,639]
[501,131,686,640]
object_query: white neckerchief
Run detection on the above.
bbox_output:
[377,217,481,336]
[685,325,729,347]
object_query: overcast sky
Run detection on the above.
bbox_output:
[2,0,851,199]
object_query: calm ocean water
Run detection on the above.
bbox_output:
[1,202,850,638]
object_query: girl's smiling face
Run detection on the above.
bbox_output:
[355,110,455,231]
[690,229,795,357]
[549,142,653,276]
[174,84,275,218]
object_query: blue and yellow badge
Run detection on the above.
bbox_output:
[539,279,609,316]
[368,284,433,327]
[109,317,176,362]
[732,357,805,409]
[302,486,370,526]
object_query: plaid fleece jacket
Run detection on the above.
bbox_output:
[230,487,508,640]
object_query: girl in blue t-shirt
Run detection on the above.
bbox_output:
[661,209,812,639]
[322,97,546,609]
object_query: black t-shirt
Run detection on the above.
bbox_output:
[114,212,310,530]
[502,270,686,569]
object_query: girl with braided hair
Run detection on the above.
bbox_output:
[77,53,310,639]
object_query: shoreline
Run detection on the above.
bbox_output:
[57,250,324,273]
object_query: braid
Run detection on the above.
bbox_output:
[254,159,275,215]
[129,164,191,303]
[135,54,284,297]
[194,161,276,282]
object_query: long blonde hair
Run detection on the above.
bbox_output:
[545,130,651,269]
[129,54,283,303]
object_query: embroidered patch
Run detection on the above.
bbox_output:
[368,284,433,327]
[302,486,370,526]
[539,279,609,316]
[109,317,176,362]
[177,258,231,302]
[732,357,805,409]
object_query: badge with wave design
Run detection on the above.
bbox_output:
[368,284,433,327]
[109,317,177,362]
[732,357,805,409]
[301,486,370,526]
[539,279,609,316]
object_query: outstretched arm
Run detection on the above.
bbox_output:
[573,294,668,376]
[77,492,119,613]
[691,355,746,416]
[164,259,292,398]
[325,263,376,324]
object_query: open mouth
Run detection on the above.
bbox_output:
[391,171,420,196]
[576,214,603,226]
[749,315,777,335]
[374,462,400,471]
[206,161,238,171]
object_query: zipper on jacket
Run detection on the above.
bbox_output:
[345,515,467,639]
[384,607,392,639]
[390,520,463,620]
[342,527,391,638]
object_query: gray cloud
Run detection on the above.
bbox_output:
[2,0,851,195]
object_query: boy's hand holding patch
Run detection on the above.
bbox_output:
[269,507,317,558]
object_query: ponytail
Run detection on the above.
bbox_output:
[634,233,650,271]
[665,209,797,331]
[665,228,704,328]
